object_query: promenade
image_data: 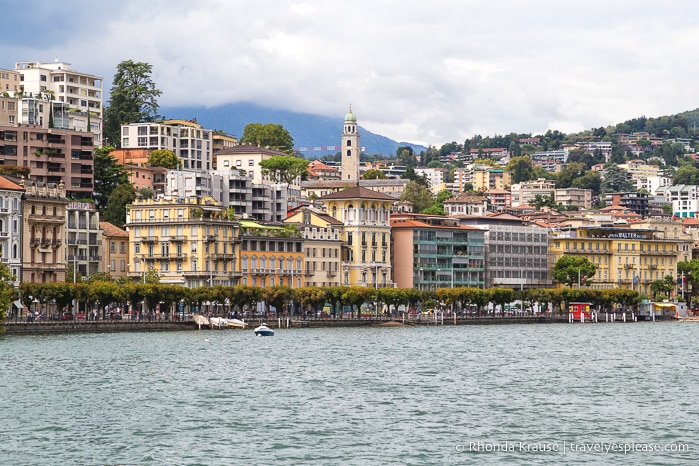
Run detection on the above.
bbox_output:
[2,312,670,335]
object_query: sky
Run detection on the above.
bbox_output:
[2,0,699,147]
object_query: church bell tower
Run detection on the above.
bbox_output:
[341,106,360,181]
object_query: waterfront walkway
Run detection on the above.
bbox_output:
[3,312,674,335]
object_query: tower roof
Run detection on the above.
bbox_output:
[344,105,357,122]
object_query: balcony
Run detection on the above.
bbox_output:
[88,255,102,262]
[203,235,216,242]
[0,231,8,238]
[30,238,40,247]
[213,253,235,260]
[0,207,9,215]
[327,269,338,277]
[170,235,188,242]
[140,236,158,242]
[649,264,658,270]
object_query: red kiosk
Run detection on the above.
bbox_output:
[569,302,592,320]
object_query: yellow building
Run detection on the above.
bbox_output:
[100,221,129,280]
[319,186,394,287]
[550,226,685,295]
[472,167,511,191]
[238,220,305,288]
[284,208,343,287]
[125,196,239,287]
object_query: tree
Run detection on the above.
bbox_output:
[555,162,587,189]
[103,60,162,148]
[103,183,136,229]
[552,255,596,287]
[93,146,130,210]
[0,262,16,329]
[506,155,535,183]
[650,275,675,299]
[571,170,602,194]
[396,146,417,167]
[362,169,386,180]
[240,123,294,154]
[259,155,309,184]
[532,193,556,210]
[402,166,429,186]
[138,187,155,200]
[673,165,699,185]
[148,149,180,169]
[400,181,433,213]
[601,165,634,194]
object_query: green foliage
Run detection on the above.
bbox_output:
[138,187,155,200]
[361,169,386,180]
[103,183,136,229]
[94,145,130,210]
[673,164,699,185]
[240,123,294,153]
[402,166,429,186]
[400,181,434,213]
[553,255,597,287]
[650,275,676,299]
[601,165,635,194]
[0,262,16,328]
[0,165,30,178]
[259,155,309,184]
[148,149,180,169]
[506,155,535,183]
[103,60,162,148]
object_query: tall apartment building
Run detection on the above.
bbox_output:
[126,196,240,288]
[391,214,486,290]
[165,170,295,221]
[21,179,68,283]
[0,124,94,198]
[0,176,24,285]
[319,186,394,287]
[284,208,343,288]
[14,61,103,145]
[472,167,511,191]
[65,201,102,278]
[120,119,213,170]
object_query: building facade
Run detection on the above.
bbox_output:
[0,124,94,198]
[284,208,343,288]
[120,119,213,171]
[100,221,129,280]
[126,196,240,287]
[0,177,24,285]
[550,225,686,295]
[391,214,486,290]
[65,201,102,278]
[15,61,103,145]
[238,220,305,288]
[319,186,394,287]
[21,179,68,283]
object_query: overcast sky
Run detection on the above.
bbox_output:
[2,0,698,146]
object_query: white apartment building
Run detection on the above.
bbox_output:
[511,178,555,207]
[121,119,213,171]
[14,61,103,145]
[656,184,699,218]
[0,177,24,286]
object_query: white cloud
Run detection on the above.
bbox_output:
[3,0,699,147]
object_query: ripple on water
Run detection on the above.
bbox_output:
[0,324,697,465]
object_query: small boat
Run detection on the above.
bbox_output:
[226,318,247,329]
[254,323,275,336]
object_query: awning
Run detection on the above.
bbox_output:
[654,303,676,308]
[13,300,24,309]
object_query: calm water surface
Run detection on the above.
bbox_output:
[1,322,697,465]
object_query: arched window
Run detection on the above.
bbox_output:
[260,256,267,270]
[346,149,352,157]
[346,140,352,147]
[287,258,294,270]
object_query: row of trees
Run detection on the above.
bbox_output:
[12,281,644,321]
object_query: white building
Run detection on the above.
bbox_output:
[121,119,213,171]
[15,61,103,145]
[0,177,24,285]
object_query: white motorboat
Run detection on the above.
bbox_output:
[254,323,275,336]
[226,318,247,329]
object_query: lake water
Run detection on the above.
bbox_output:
[1,322,696,465]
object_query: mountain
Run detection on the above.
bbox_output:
[159,102,427,157]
